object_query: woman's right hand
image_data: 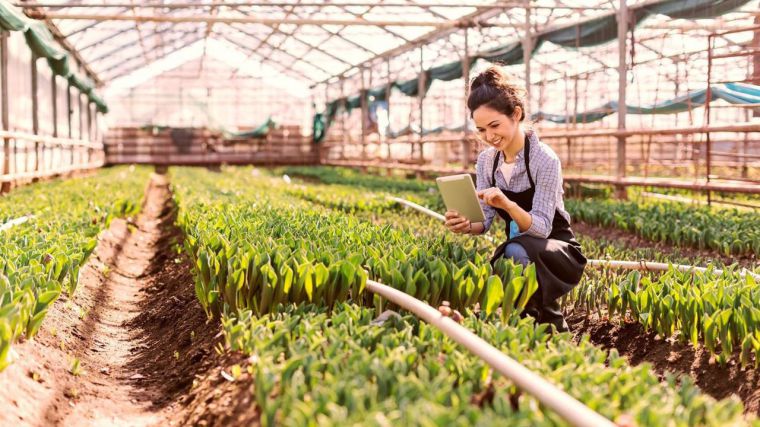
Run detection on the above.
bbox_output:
[444,210,470,234]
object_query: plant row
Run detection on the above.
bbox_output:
[0,166,151,371]
[170,167,755,426]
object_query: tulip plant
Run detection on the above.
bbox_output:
[0,166,150,371]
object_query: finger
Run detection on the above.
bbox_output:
[449,217,467,227]
[445,210,459,219]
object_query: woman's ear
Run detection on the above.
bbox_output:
[513,106,523,122]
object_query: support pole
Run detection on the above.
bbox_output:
[462,27,471,169]
[754,15,760,106]
[340,78,347,160]
[385,57,392,165]
[31,54,40,176]
[78,91,84,166]
[87,101,93,164]
[418,45,425,168]
[323,82,329,164]
[706,34,714,205]
[522,1,532,108]
[360,67,367,163]
[67,83,73,166]
[615,0,628,199]
[51,76,58,138]
[0,32,9,194]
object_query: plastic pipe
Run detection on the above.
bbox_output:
[390,197,760,280]
[365,279,616,427]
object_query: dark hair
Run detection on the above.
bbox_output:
[467,66,526,121]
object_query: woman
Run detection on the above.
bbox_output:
[444,66,586,332]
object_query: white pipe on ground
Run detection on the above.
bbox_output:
[389,197,760,280]
[0,215,35,232]
[365,279,616,427]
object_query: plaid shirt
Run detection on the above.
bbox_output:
[475,130,571,238]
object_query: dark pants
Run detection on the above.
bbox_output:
[504,243,569,333]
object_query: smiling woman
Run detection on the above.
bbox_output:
[443,66,587,333]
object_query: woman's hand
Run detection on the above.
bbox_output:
[477,187,513,211]
[444,210,471,234]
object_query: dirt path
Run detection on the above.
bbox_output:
[0,172,228,426]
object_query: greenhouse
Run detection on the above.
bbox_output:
[0,0,758,426]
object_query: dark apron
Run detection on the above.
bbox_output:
[488,136,586,329]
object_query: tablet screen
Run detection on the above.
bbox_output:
[435,174,485,223]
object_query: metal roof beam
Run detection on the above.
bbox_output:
[103,33,206,81]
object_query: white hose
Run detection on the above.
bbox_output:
[390,197,760,280]
[365,279,616,427]
[0,215,35,232]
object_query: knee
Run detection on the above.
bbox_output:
[503,243,530,266]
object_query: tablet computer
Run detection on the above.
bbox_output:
[435,174,485,223]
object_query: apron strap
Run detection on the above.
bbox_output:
[490,150,500,188]
[523,135,535,188]
[490,134,534,189]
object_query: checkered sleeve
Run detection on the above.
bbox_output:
[525,151,561,239]
[475,150,497,233]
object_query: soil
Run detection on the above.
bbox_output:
[567,309,760,416]
[573,220,758,269]
[0,172,258,426]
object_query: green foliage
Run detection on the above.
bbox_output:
[0,166,151,371]
[566,198,760,256]
[174,166,757,426]
[222,302,751,427]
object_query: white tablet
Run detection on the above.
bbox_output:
[435,174,485,223]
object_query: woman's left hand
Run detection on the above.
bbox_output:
[477,187,512,211]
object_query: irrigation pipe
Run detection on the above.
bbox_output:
[389,197,760,281]
[365,279,616,427]
[0,215,35,232]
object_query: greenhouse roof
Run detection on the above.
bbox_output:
[12,0,759,92]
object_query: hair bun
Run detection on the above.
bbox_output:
[467,66,527,121]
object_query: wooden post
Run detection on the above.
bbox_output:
[360,67,367,162]
[462,27,471,169]
[78,91,84,166]
[51,76,58,138]
[385,57,392,164]
[51,75,58,170]
[87,101,93,165]
[615,0,628,199]
[340,77,347,160]
[417,45,425,169]
[31,54,40,176]
[1,32,10,193]
[753,15,759,117]
[323,82,329,164]
[523,1,532,109]
[67,83,73,166]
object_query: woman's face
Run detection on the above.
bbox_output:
[472,105,521,151]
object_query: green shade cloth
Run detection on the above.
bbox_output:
[367,85,390,102]
[0,0,109,113]
[88,92,109,114]
[229,117,276,139]
[0,0,28,31]
[68,73,94,94]
[532,83,760,124]
[312,113,326,144]
[345,93,362,113]
[319,0,752,136]
[393,70,433,97]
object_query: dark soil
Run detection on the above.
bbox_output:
[567,310,760,416]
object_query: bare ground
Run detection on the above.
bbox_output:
[0,172,258,426]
